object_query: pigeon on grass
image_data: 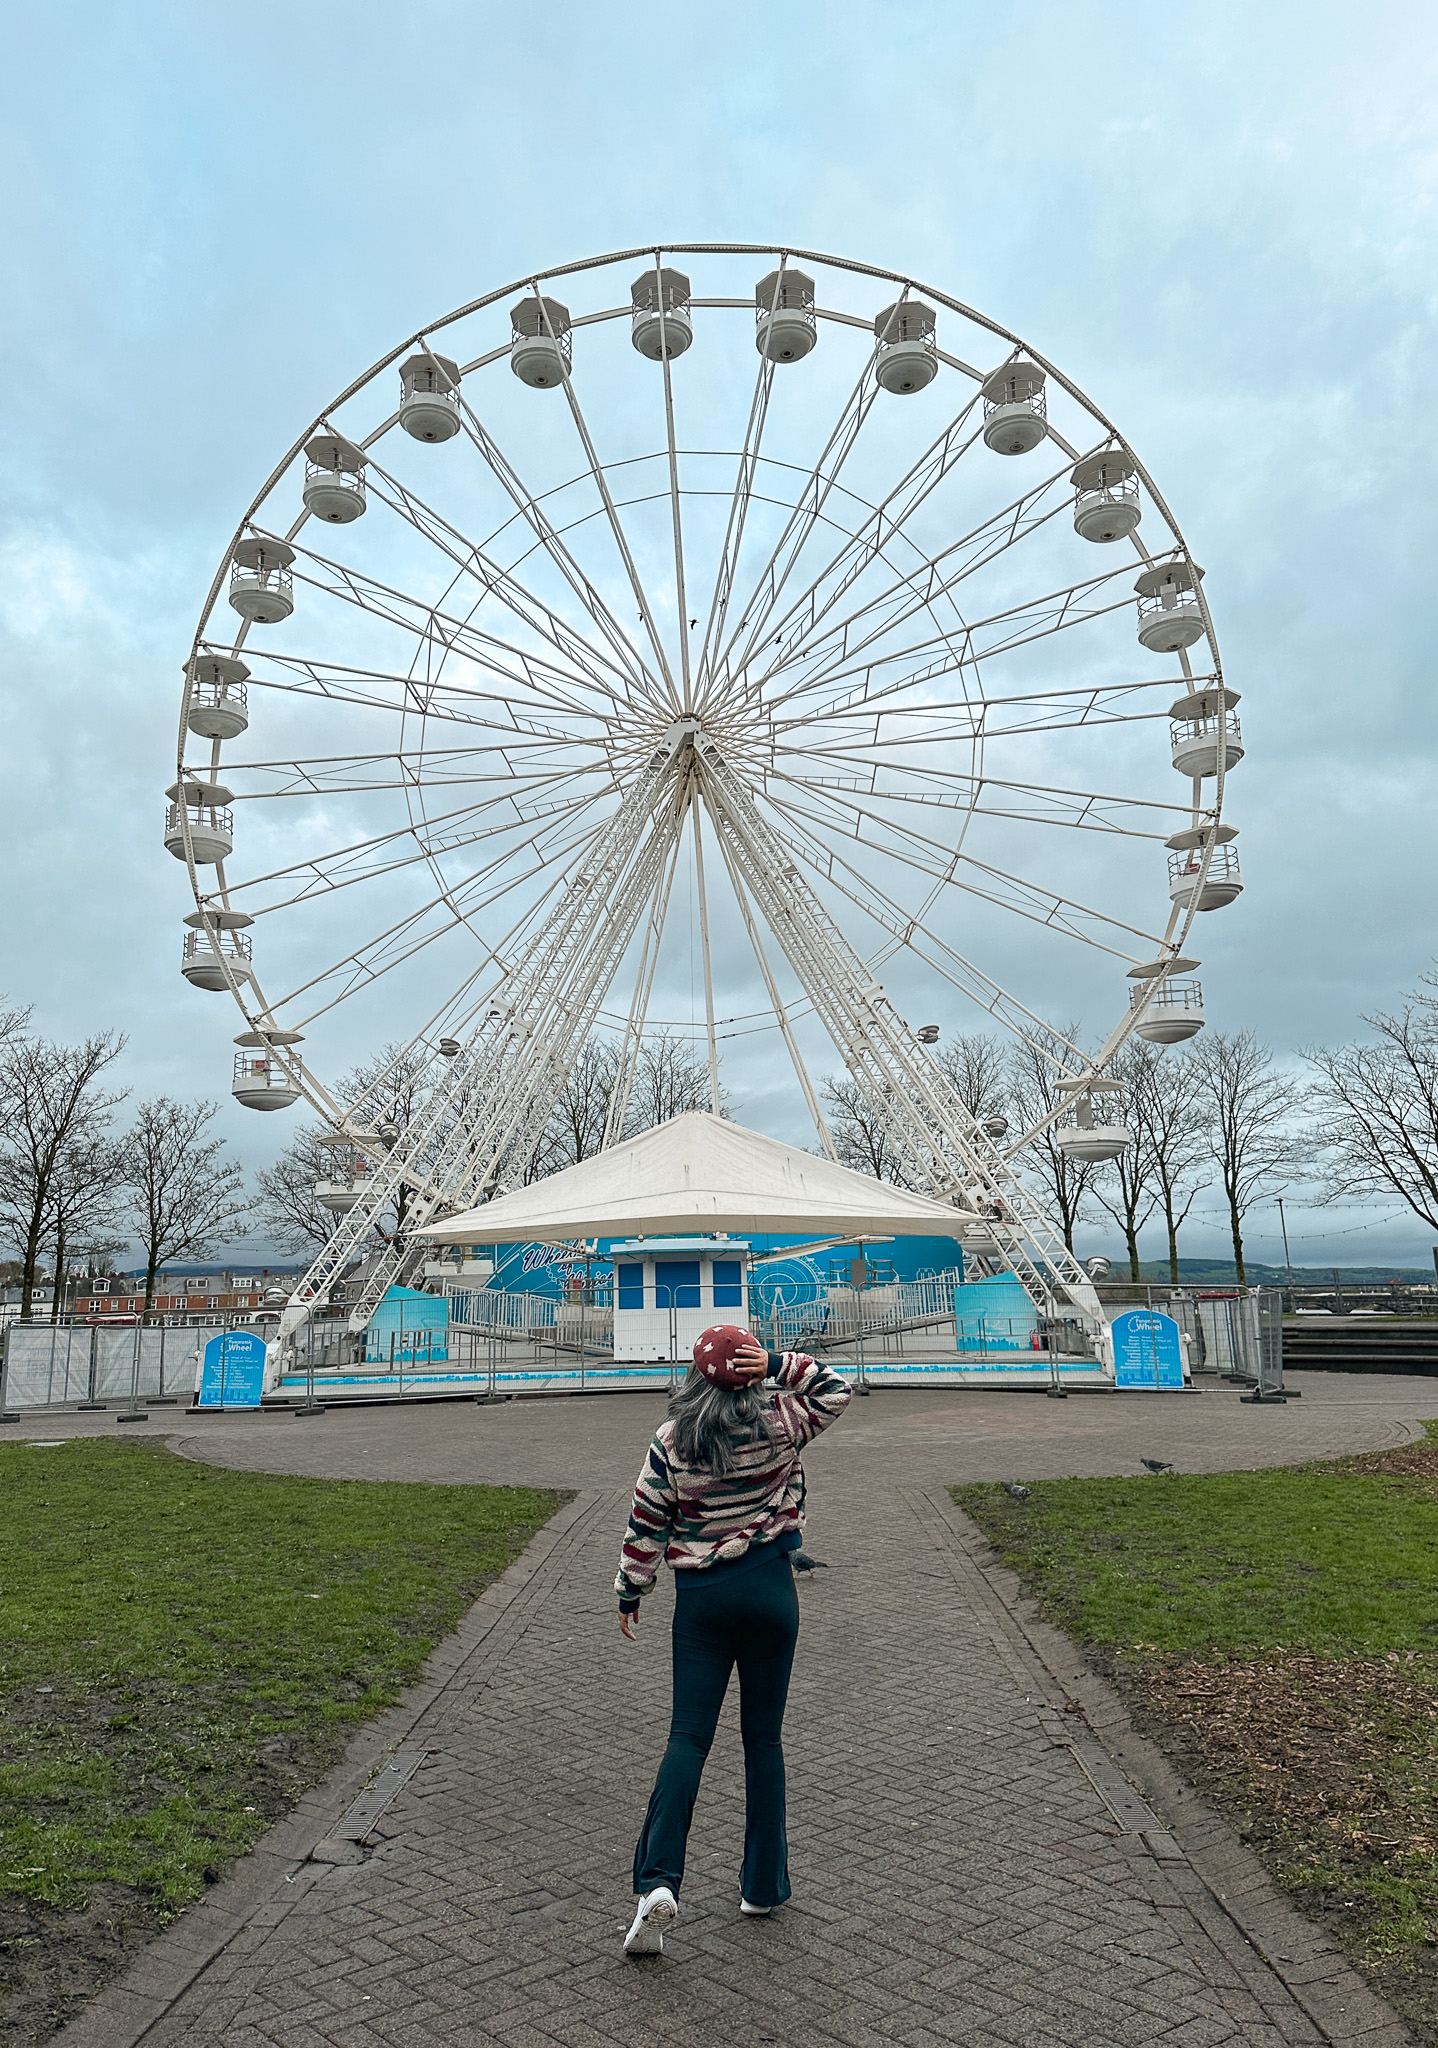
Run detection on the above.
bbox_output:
[1000,1481,1031,1501]
[1140,1458,1174,1474]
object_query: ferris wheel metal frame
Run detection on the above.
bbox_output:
[169,242,1240,1358]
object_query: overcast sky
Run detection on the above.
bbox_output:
[2,0,1436,1271]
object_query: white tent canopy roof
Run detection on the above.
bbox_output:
[417,1112,968,1244]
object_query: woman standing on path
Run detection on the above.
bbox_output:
[615,1326,852,1957]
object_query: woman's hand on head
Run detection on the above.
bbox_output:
[730,1341,769,1383]
[619,1609,639,1641]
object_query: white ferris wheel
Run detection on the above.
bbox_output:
[169,244,1241,1349]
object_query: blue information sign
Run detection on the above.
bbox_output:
[197,1329,268,1408]
[1110,1309,1184,1390]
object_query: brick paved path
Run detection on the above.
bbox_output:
[49,1374,1431,2048]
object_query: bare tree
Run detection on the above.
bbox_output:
[1135,1046,1211,1281]
[342,1044,431,1237]
[253,1044,431,1260]
[0,1032,127,1316]
[1089,1041,1160,1279]
[1303,980,1438,1229]
[622,1030,724,1135]
[820,1072,911,1183]
[527,1039,623,1181]
[1006,1028,1099,1252]
[47,1134,127,1322]
[254,1124,339,1254]
[1191,1030,1302,1285]
[936,1032,1008,1123]
[120,1098,251,1314]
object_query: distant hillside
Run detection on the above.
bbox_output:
[1094,1258,1436,1286]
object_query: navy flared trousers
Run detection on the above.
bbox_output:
[632,1545,800,1908]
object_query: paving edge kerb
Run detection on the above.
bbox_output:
[910,1487,1415,2048]
[51,1484,609,2048]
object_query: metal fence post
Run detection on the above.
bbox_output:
[77,1324,105,1410]
[117,1323,148,1423]
[0,1324,17,1422]
[152,1323,178,1404]
[1241,1289,1288,1404]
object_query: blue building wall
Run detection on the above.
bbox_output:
[953,1275,1038,1351]
[469,1232,965,1306]
[365,1284,449,1363]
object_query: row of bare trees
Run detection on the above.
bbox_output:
[0,1000,249,1317]
[12,965,1438,1301]
[823,1026,1304,1283]
[253,1031,721,1254]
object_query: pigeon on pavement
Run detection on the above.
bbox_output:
[1000,1481,1031,1501]
[793,1551,828,1573]
[1140,1458,1174,1474]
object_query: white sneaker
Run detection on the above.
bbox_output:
[624,1886,678,1955]
[739,1897,772,1917]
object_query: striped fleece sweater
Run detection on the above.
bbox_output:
[615,1351,852,1610]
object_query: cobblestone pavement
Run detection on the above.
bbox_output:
[44,1374,1432,2048]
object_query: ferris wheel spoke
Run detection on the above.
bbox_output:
[227,750,598,801]
[776,758,1186,836]
[647,258,695,712]
[773,670,1200,749]
[757,456,1080,713]
[520,290,680,707]
[220,782,601,912]
[273,809,610,1028]
[356,459,656,716]
[718,335,888,688]
[725,390,987,706]
[229,647,614,741]
[451,391,672,707]
[604,793,692,1143]
[702,796,837,1154]
[778,789,1167,956]
[693,350,776,708]
[760,817,1097,1068]
[284,545,632,729]
[766,561,1141,726]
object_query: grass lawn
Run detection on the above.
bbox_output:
[0,1436,563,2043]
[956,1420,1438,2045]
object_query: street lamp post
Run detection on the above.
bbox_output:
[1277,1197,1295,1312]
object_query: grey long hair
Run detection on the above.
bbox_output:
[668,1367,774,1477]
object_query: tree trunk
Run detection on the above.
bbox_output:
[143,1244,160,1320]
[1229,1196,1247,1287]
[1125,1221,1141,1281]
[50,1217,65,1325]
[1165,1199,1180,1284]
[20,1205,45,1319]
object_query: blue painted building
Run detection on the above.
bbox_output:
[365,1285,449,1363]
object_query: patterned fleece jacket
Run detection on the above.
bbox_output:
[614,1351,852,1611]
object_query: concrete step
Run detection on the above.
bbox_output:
[1283,1317,1438,1374]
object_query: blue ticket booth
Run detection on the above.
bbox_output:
[610,1237,751,1363]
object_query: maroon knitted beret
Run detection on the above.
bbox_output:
[692,1324,763,1390]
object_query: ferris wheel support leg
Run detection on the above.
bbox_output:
[697,748,1106,1352]
[266,737,696,1376]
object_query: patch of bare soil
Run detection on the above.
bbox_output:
[0,1888,164,2048]
[1110,1652,1438,2043]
